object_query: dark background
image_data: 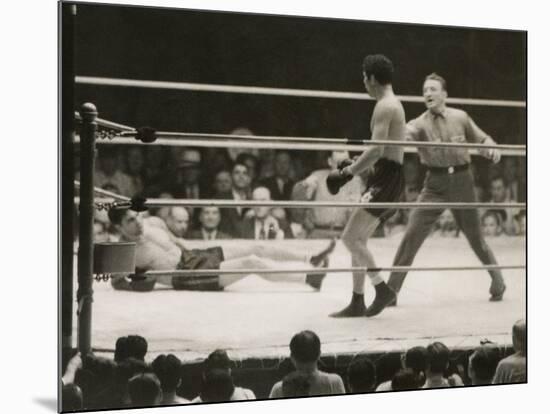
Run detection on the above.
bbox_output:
[73,3,526,144]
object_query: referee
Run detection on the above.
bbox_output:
[371,73,506,316]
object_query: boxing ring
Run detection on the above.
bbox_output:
[70,77,526,363]
[77,236,525,361]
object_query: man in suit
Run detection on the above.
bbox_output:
[238,186,293,239]
[216,162,252,237]
[171,148,205,227]
[261,150,295,201]
[187,207,232,240]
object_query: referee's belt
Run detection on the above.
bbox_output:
[427,163,470,175]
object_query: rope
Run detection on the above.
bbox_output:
[75,134,525,157]
[106,264,525,279]
[119,130,526,152]
[74,111,134,132]
[140,198,525,210]
[75,76,526,108]
[74,180,130,201]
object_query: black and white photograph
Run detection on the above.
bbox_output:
[54,0,531,412]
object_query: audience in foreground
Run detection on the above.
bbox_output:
[493,319,526,383]
[269,330,346,398]
[61,320,526,410]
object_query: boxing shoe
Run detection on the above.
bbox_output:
[329,292,368,317]
[364,282,397,317]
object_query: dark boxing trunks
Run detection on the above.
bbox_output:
[361,158,405,221]
[171,246,225,291]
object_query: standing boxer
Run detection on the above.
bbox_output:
[327,54,406,317]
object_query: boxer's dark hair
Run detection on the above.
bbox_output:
[108,207,130,226]
[425,73,448,91]
[362,54,394,85]
[290,330,321,363]
[426,342,450,374]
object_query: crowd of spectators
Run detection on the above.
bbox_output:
[84,143,526,242]
[61,319,526,410]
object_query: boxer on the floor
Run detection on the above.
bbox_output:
[327,54,406,318]
[108,208,335,292]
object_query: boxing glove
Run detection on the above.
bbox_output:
[326,168,353,195]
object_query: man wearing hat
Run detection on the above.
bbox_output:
[171,148,205,226]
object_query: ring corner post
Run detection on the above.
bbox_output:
[77,102,98,355]
[60,0,77,357]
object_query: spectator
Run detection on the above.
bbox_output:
[482,210,505,237]
[114,335,148,363]
[62,353,82,386]
[293,150,363,239]
[227,127,259,162]
[281,371,312,397]
[145,191,175,230]
[93,219,111,243]
[431,209,459,238]
[187,207,232,240]
[164,206,190,238]
[468,346,501,385]
[62,383,83,411]
[376,346,428,391]
[196,369,235,403]
[73,354,117,410]
[391,368,420,391]
[258,149,276,180]
[113,358,150,407]
[151,354,189,405]
[212,170,233,197]
[502,157,519,201]
[172,148,204,199]
[172,148,204,226]
[236,152,260,187]
[216,163,252,237]
[261,150,295,201]
[423,342,463,389]
[127,373,163,407]
[489,174,519,235]
[517,157,526,202]
[199,349,255,401]
[143,147,167,194]
[347,357,377,393]
[125,146,145,196]
[493,319,526,384]
[269,330,345,397]
[239,186,293,239]
[202,148,233,193]
[514,210,526,236]
[94,146,136,197]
